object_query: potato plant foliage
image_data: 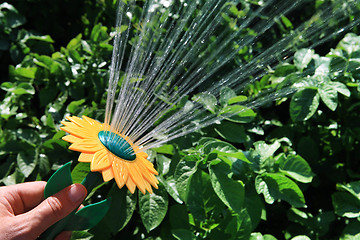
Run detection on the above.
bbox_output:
[1,0,360,239]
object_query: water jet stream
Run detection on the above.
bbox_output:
[103,0,360,151]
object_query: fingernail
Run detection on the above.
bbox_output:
[67,184,86,203]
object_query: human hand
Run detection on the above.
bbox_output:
[0,181,87,240]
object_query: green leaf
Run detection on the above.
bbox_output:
[228,95,248,105]
[332,192,360,218]
[2,168,25,186]
[291,236,311,240]
[331,81,351,97]
[17,149,37,178]
[67,99,86,114]
[294,49,315,71]
[337,33,360,56]
[71,163,90,184]
[0,2,26,28]
[65,198,112,231]
[192,92,217,113]
[14,67,37,79]
[158,176,183,204]
[156,154,172,175]
[253,140,281,161]
[209,161,245,214]
[337,181,360,199]
[97,185,136,234]
[172,229,196,240]
[214,121,247,144]
[290,88,319,122]
[153,144,175,155]
[187,169,221,221]
[278,155,314,183]
[255,173,306,207]
[44,162,73,198]
[220,105,256,123]
[220,87,237,106]
[318,83,338,111]
[174,160,197,201]
[70,231,93,240]
[139,183,169,232]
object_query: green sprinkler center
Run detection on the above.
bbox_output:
[98,131,136,161]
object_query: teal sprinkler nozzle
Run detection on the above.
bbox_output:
[98,131,136,161]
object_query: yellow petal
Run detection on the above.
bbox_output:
[112,160,128,189]
[69,138,102,153]
[66,116,89,128]
[78,153,93,163]
[102,167,114,182]
[62,134,82,143]
[91,149,111,171]
[139,156,159,175]
[136,158,159,188]
[82,115,100,126]
[137,151,148,159]
[128,161,146,195]
[126,175,137,194]
[61,125,90,139]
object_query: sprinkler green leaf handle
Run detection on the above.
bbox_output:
[39,162,111,240]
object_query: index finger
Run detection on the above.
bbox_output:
[0,181,46,215]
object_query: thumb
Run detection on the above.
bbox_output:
[22,183,87,237]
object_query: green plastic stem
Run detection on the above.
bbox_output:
[39,170,103,240]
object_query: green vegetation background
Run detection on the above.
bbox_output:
[1,0,360,239]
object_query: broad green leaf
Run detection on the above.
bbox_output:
[209,161,245,214]
[192,92,217,113]
[337,33,360,56]
[224,209,252,240]
[67,99,86,114]
[139,183,169,232]
[332,192,360,218]
[174,160,197,201]
[70,231,93,240]
[158,176,183,204]
[66,198,112,231]
[17,149,37,178]
[0,2,26,28]
[337,181,360,199]
[154,144,175,155]
[253,140,281,161]
[214,150,251,164]
[187,169,220,221]
[98,186,137,234]
[220,105,256,123]
[291,236,311,240]
[255,173,306,208]
[228,95,248,105]
[71,163,90,184]
[245,189,265,230]
[214,121,247,144]
[2,168,25,186]
[14,67,37,79]
[318,83,338,111]
[172,229,196,240]
[294,49,315,71]
[250,233,278,240]
[204,140,238,155]
[156,154,172,175]
[290,88,319,122]
[220,87,236,106]
[278,155,314,183]
[331,81,351,97]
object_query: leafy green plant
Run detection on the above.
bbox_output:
[0,1,360,240]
